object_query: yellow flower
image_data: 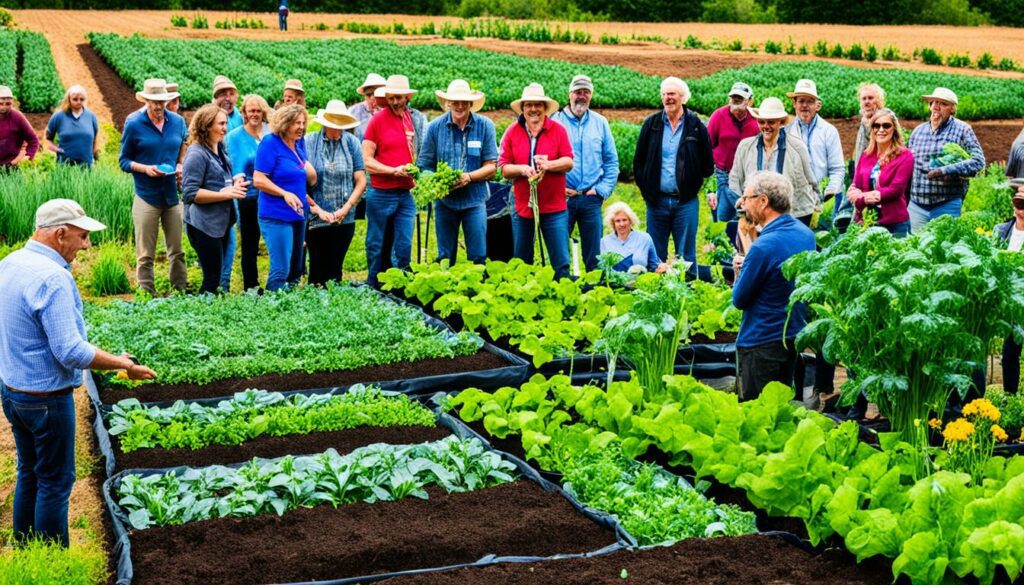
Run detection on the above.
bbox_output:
[928,418,943,430]
[943,418,975,443]
[867,250,875,256]
[963,398,1001,422]
[986,230,993,237]
[992,425,1009,443]
[976,226,986,235]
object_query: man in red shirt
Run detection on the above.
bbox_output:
[0,86,40,168]
[706,82,758,222]
[361,74,427,287]
[499,83,574,279]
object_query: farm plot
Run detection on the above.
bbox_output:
[0,29,63,112]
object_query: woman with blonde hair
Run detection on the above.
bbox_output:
[846,108,914,236]
[225,93,272,290]
[181,104,248,293]
[44,84,99,166]
[599,201,667,273]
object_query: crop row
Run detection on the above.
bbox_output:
[0,30,64,112]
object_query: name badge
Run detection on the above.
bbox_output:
[467,140,482,149]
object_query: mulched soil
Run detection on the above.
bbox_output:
[126,480,617,585]
[111,424,451,472]
[689,331,739,345]
[96,350,510,404]
[388,533,892,585]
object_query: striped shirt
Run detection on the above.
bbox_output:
[907,116,985,206]
[0,240,96,392]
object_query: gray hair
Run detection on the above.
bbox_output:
[603,201,641,232]
[748,171,793,213]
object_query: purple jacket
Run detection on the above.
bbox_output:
[853,148,914,226]
[0,110,40,166]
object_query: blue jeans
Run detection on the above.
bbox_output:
[714,168,740,223]
[365,187,415,287]
[646,195,699,264]
[435,201,487,264]
[278,13,287,31]
[259,216,305,291]
[2,386,76,547]
[511,210,570,280]
[908,198,962,233]
[882,220,911,238]
[567,194,604,272]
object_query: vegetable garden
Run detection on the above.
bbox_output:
[0,29,64,112]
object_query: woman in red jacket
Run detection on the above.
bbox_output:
[845,108,914,237]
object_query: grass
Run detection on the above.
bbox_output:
[0,537,107,585]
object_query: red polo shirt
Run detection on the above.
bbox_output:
[363,108,416,190]
[707,105,759,172]
[498,116,573,218]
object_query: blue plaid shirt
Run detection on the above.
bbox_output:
[907,116,985,206]
[417,112,498,210]
[0,240,96,392]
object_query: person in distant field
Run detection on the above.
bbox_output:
[997,186,1024,395]
[0,85,40,168]
[44,85,100,167]
[550,74,619,272]
[118,78,188,295]
[499,83,574,280]
[599,201,667,274]
[275,79,305,109]
[706,82,759,222]
[907,87,985,233]
[225,94,272,291]
[633,77,713,266]
[783,79,843,225]
[732,171,815,401]
[417,79,497,266]
[361,75,427,287]
[278,3,289,31]
[351,73,386,140]
[0,199,156,548]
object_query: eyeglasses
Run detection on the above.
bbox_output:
[1013,198,1024,210]
[872,122,894,131]
[739,193,766,201]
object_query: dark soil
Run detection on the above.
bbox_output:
[388,533,892,585]
[127,480,617,585]
[97,350,509,404]
[689,331,739,345]
[77,43,139,131]
[111,424,450,472]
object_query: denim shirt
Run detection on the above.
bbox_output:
[416,112,497,210]
[551,107,619,199]
[118,110,187,206]
[659,111,684,193]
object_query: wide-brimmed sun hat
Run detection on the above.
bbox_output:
[357,73,387,95]
[165,82,180,100]
[749,97,790,121]
[382,74,417,96]
[283,79,304,93]
[136,79,175,102]
[212,75,237,96]
[921,87,958,105]
[510,83,559,116]
[314,100,359,130]
[786,79,820,101]
[435,79,485,112]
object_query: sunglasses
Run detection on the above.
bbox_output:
[1013,198,1024,210]
[872,122,894,131]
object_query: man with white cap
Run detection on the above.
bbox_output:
[551,74,619,272]
[0,85,40,168]
[633,76,713,266]
[362,74,427,287]
[119,78,189,295]
[0,200,156,547]
[212,75,243,132]
[784,79,843,225]
[906,87,985,232]
[706,82,759,222]
[417,79,497,265]
[352,73,387,140]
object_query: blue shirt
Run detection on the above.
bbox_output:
[416,112,498,210]
[255,133,309,222]
[600,230,661,272]
[784,115,845,194]
[225,124,268,199]
[118,111,188,206]
[0,240,97,392]
[659,112,684,193]
[551,107,619,199]
[732,214,815,348]
[45,109,99,166]
[226,109,243,133]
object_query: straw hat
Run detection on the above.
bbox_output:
[165,82,180,100]
[510,83,559,116]
[382,74,417,96]
[921,87,958,105]
[357,73,387,95]
[786,79,820,101]
[435,79,485,113]
[314,100,359,130]
[212,75,237,96]
[283,79,304,93]
[748,97,789,121]
[135,79,176,102]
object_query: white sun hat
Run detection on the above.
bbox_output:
[786,79,820,101]
[314,100,359,130]
[921,87,958,105]
[510,83,559,116]
[748,97,790,121]
[435,79,485,113]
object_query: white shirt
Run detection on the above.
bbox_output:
[1009,226,1024,253]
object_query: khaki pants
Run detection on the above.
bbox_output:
[132,196,186,294]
